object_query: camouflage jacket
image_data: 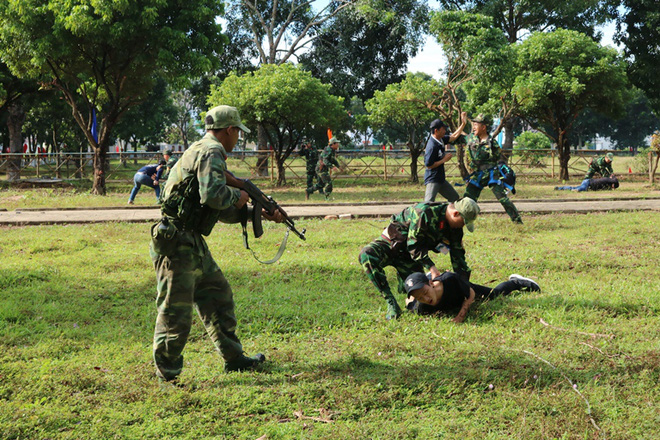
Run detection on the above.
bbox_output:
[317,146,340,172]
[161,132,240,221]
[584,156,613,179]
[387,202,470,278]
[299,144,319,168]
[467,133,503,172]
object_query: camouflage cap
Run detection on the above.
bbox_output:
[205,105,251,133]
[454,197,480,233]
[404,272,430,295]
[606,152,614,161]
[163,149,173,156]
[328,137,340,145]
[472,113,492,127]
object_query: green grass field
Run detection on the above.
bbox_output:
[1,211,659,439]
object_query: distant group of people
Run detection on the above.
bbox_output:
[301,137,341,200]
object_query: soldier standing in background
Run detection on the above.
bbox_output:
[150,105,283,382]
[358,198,479,320]
[299,140,319,200]
[464,114,523,224]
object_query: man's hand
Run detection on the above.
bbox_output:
[262,208,285,223]
[460,111,467,124]
[443,152,453,163]
[234,190,249,209]
[429,266,442,280]
[154,181,159,186]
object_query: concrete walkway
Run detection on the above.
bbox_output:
[2,197,660,225]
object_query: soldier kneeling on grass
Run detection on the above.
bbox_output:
[404,272,540,323]
[359,198,479,321]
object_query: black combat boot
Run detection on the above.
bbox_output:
[225,353,266,372]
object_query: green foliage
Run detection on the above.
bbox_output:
[1,213,660,438]
[208,63,346,184]
[0,0,226,193]
[300,0,428,101]
[364,72,439,182]
[514,131,551,166]
[616,0,660,114]
[512,28,629,179]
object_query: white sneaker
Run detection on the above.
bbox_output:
[509,274,540,292]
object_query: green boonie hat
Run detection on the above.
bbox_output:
[472,113,492,127]
[205,105,251,133]
[606,152,614,161]
[163,149,172,156]
[454,197,480,233]
[328,137,339,145]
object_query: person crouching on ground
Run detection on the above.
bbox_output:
[128,159,167,204]
[359,198,480,320]
[404,272,540,323]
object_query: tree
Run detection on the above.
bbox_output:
[568,89,660,153]
[208,64,346,185]
[365,72,438,183]
[428,10,508,175]
[0,0,226,194]
[438,0,617,149]
[113,77,177,157]
[0,62,38,179]
[615,0,660,114]
[300,0,428,102]
[512,29,628,180]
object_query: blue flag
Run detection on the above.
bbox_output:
[91,108,98,143]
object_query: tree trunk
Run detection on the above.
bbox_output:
[255,124,269,176]
[502,118,515,163]
[455,144,469,179]
[276,155,286,186]
[6,102,25,181]
[409,144,420,184]
[558,132,570,181]
[91,145,107,195]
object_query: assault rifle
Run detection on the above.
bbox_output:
[225,171,306,241]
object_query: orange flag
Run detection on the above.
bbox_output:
[327,129,333,140]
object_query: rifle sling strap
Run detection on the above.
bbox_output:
[240,204,289,265]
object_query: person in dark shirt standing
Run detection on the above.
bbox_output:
[128,159,167,204]
[424,112,468,202]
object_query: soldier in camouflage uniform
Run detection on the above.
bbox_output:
[358,198,480,320]
[584,152,614,179]
[308,137,340,200]
[464,114,522,224]
[150,105,283,382]
[163,149,178,176]
[298,140,319,200]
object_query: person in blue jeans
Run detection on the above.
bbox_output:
[128,159,167,204]
[554,176,619,192]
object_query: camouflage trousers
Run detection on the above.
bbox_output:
[305,165,318,190]
[464,178,521,222]
[358,239,425,300]
[308,170,332,196]
[150,231,243,381]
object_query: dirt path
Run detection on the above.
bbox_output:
[2,198,660,225]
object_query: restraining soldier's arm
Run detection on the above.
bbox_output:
[405,208,437,270]
[448,231,471,281]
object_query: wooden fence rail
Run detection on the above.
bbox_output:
[0,149,644,182]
